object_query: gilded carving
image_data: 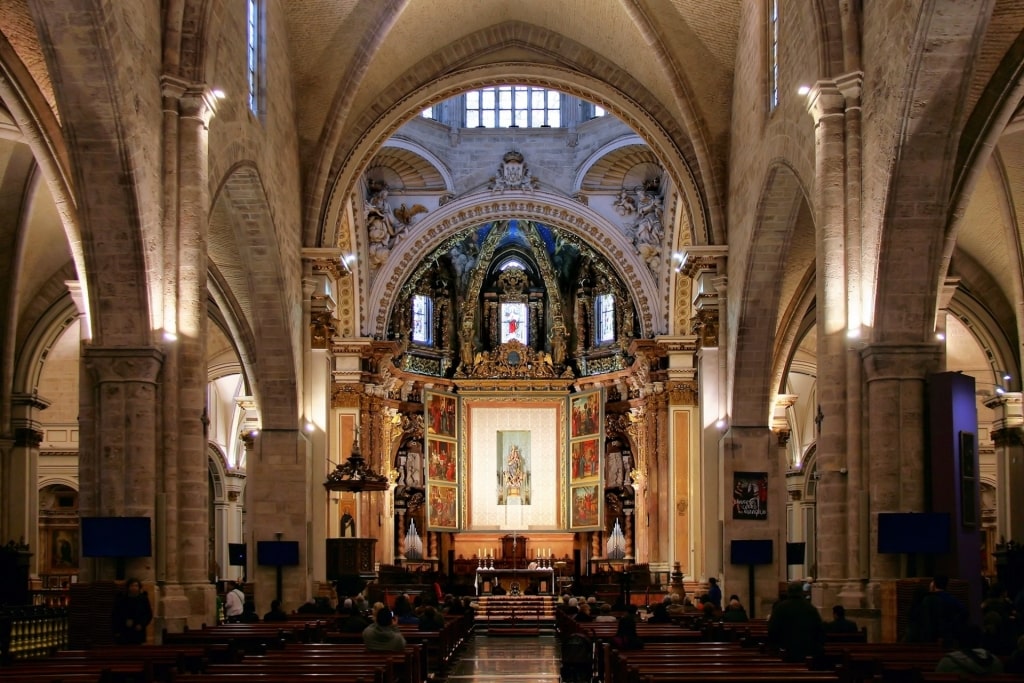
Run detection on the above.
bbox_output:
[667,381,698,405]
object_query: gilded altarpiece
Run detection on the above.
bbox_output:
[463,395,566,531]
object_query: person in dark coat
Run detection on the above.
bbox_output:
[825,604,859,634]
[706,577,722,611]
[263,599,288,622]
[112,578,153,644]
[767,581,825,662]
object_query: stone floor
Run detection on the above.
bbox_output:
[442,634,563,682]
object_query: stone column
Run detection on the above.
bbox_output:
[985,393,1024,543]
[6,393,48,574]
[155,80,219,634]
[807,82,850,586]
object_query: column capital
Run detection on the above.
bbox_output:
[678,245,728,278]
[860,343,942,382]
[11,391,52,412]
[806,81,845,125]
[771,394,798,433]
[835,71,864,108]
[984,391,1023,433]
[82,346,164,384]
[179,86,219,127]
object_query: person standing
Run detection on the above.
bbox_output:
[224,580,245,622]
[767,582,825,662]
[112,578,152,644]
[707,577,722,611]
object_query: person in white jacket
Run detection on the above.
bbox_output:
[224,581,245,622]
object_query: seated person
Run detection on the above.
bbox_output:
[337,598,371,633]
[825,604,859,633]
[363,607,407,652]
[722,597,749,622]
[611,616,644,650]
[263,599,288,622]
[491,580,507,596]
[418,605,446,631]
[237,599,260,623]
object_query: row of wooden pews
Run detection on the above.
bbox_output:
[0,610,471,683]
[559,609,1003,683]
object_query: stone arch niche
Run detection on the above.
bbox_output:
[386,218,640,380]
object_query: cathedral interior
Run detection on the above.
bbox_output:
[1,0,1024,639]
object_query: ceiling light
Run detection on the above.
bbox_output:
[797,85,811,96]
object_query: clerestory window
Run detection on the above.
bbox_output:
[768,0,779,113]
[466,87,561,128]
[247,0,264,117]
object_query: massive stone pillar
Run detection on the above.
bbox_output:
[720,425,784,619]
[862,343,941,580]
[78,347,163,584]
[245,427,307,613]
[154,80,219,634]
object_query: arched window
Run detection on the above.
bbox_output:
[595,293,616,344]
[412,294,433,345]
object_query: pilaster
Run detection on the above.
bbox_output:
[679,247,726,584]
[6,392,49,575]
[985,393,1024,543]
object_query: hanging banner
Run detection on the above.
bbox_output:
[732,471,769,520]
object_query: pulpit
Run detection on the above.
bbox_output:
[326,538,377,580]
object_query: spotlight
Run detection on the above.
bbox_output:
[797,85,811,96]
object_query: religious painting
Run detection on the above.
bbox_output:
[426,392,457,438]
[570,391,601,438]
[570,485,600,529]
[496,430,531,505]
[427,485,459,530]
[499,302,529,345]
[427,439,457,483]
[49,528,79,571]
[732,471,769,521]
[570,438,600,482]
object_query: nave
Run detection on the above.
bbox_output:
[443,635,561,683]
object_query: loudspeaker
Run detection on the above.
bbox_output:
[785,541,806,565]
[228,543,247,566]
